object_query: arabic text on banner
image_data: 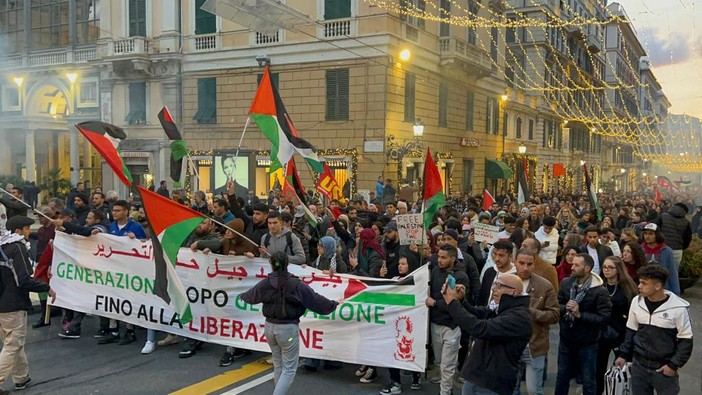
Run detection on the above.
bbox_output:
[50,232,428,372]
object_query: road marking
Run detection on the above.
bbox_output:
[169,358,272,395]
[220,372,274,394]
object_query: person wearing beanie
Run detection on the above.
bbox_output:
[72,193,90,226]
[0,216,55,392]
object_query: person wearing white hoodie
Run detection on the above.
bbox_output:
[534,216,559,265]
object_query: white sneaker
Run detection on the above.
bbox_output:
[266,356,273,364]
[141,341,156,354]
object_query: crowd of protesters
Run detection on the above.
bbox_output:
[0,177,697,395]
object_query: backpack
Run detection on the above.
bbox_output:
[263,232,294,255]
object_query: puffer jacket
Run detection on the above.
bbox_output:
[0,239,51,313]
[558,273,612,346]
[656,205,692,250]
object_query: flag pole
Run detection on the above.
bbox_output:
[0,187,53,221]
[207,215,260,249]
[232,116,251,170]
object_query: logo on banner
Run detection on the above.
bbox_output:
[393,315,415,362]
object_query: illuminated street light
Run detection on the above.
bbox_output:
[518,144,526,155]
[413,119,424,137]
[580,160,586,166]
[399,48,411,62]
[501,92,508,102]
[13,77,23,87]
[620,168,626,174]
[66,72,78,85]
[643,172,647,177]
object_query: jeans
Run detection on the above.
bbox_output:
[596,340,620,395]
[147,329,155,343]
[630,360,680,395]
[672,249,683,273]
[265,322,300,395]
[463,381,500,395]
[431,323,462,395]
[0,311,29,385]
[554,342,597,395]
[513,346,546,395]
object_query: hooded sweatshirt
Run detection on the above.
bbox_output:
[534,225,559,265]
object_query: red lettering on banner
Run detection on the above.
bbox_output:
[207,316,218,335]
[245,323,259,342]
[232,319,244,338]
[300,328,324,350]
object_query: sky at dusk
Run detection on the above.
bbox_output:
[615,0,702,118]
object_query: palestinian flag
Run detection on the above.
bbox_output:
[286,158,308,206]
[249,66,323,173]
[583,163,601,221]
[76,122,132,186]
[158,106,189,187]
[282,159,318,227]
[422,147,445,230]
[136,185,205,324]
[482,189,495,211]
[517,157,529,205]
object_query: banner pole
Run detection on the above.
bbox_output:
[232,117,251,168]
[0,187,53,222]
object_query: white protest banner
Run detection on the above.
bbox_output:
[395,214,425,245]
[50,232,428,371]
[473,222,500,244]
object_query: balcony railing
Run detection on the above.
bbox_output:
[254,31,280,45]
[194,34,218,51]
[438,37,493,72]
[0,47,98,70]
[319,18,356,38]
[108,37,151,56]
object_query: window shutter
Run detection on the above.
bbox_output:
[516,117,522,139]
[338,69,349,120]
[493,99,499,134]
[485,98,491,134]
[404,72,415,122]
[503,113,508,136]
[417,0,426,29]
[195,0,216,35]
[326,70,338,120]
[129,0,146,37]
[326,69,349,121]
[399,0,407,22]
[324,0,350,20]
[127,82,146,124]
[465,91,474,131]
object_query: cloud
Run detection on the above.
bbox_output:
[641,27,691,67]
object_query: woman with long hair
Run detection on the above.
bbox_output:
[241,252,338,395]
[621,241,647,282]
[556,246,579,283]
[595,256,638,395]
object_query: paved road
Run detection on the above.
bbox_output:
[8,284,702,395]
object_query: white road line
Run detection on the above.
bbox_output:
[220,372,274,394]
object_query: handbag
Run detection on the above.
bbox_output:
[604,363,632,395]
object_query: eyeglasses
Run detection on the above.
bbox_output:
[492,282,517,291]
[602,266,617,270]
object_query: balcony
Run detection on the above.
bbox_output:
[0,47,98,70]
[251,31,281,46]
[186,33,220,52]
[586,34,601,53]
[107,37,152,57]
[437,37,493,78]
[318,18,356,38]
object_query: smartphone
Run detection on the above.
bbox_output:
[543,241,550,247]
[447,274,457,289]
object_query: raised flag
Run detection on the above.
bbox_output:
[482,189,495,211]
[316,163,344,202]
[158,106,189,186]
[654,186,662,202]
[282,159,318,227]
[76,121,132,186]
[583,163,602,221]
[422,148,445,229]
[286,158,308,206]
[517,157,529,205]
[657,176,672,190]
[136,186,205,324]
[553,163,566,178]
[249,66,323,173]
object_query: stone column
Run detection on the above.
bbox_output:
[159,142,167,187]
[83,136,92,187]
[70,126,79,185]
[0,132,11,175]
[25,131,36,182]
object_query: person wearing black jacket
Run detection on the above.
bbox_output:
[0,216,55,392]
[424,245,470,395]
[227,187,268,248]
[0,188,27,220]
[654,203,692,272]
[241,252,338,395]
[554,254,612,395]
[443,272,532,395]
[615,265,693,395]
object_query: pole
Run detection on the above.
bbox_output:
[232,116,251,166]
[0,187,53,222]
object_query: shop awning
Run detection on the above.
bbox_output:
[485,159,513,179]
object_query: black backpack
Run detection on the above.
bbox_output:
[262,232,294,255]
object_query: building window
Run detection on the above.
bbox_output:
[490,27,498,62]
[465,91,474,131]
[404,72,415,123]
[193,78,216,124]
[467,0,477,44]
[0,0,24,53]
[129,0,146,37]
[438,81,448,127]
[399,0,426,29]
[324,0,351,20]
[528,119,534,140]
[257,73,280,90]
[76,0,100,44]
[195,0,216,34]
[30,0,69,50]
[77,78,98,108]
[502,112,509,136]
[486,97,498,134]
[125,82,146,125]
[439,0,450,37]
[1,85,20,112]
[516,117,522,139]
[326,69,349,121]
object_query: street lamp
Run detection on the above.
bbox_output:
[518,144,526,155]
[13,77,23,87]
[501,92,508,102]
[620,168,626,174]
[66,72,78,85]
[413,119,424,137]
[580,160,586,166]
[399,48,411,62]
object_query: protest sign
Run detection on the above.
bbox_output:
[396,214,425,245]
[50,232,428,371]
[473,223,500,244]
